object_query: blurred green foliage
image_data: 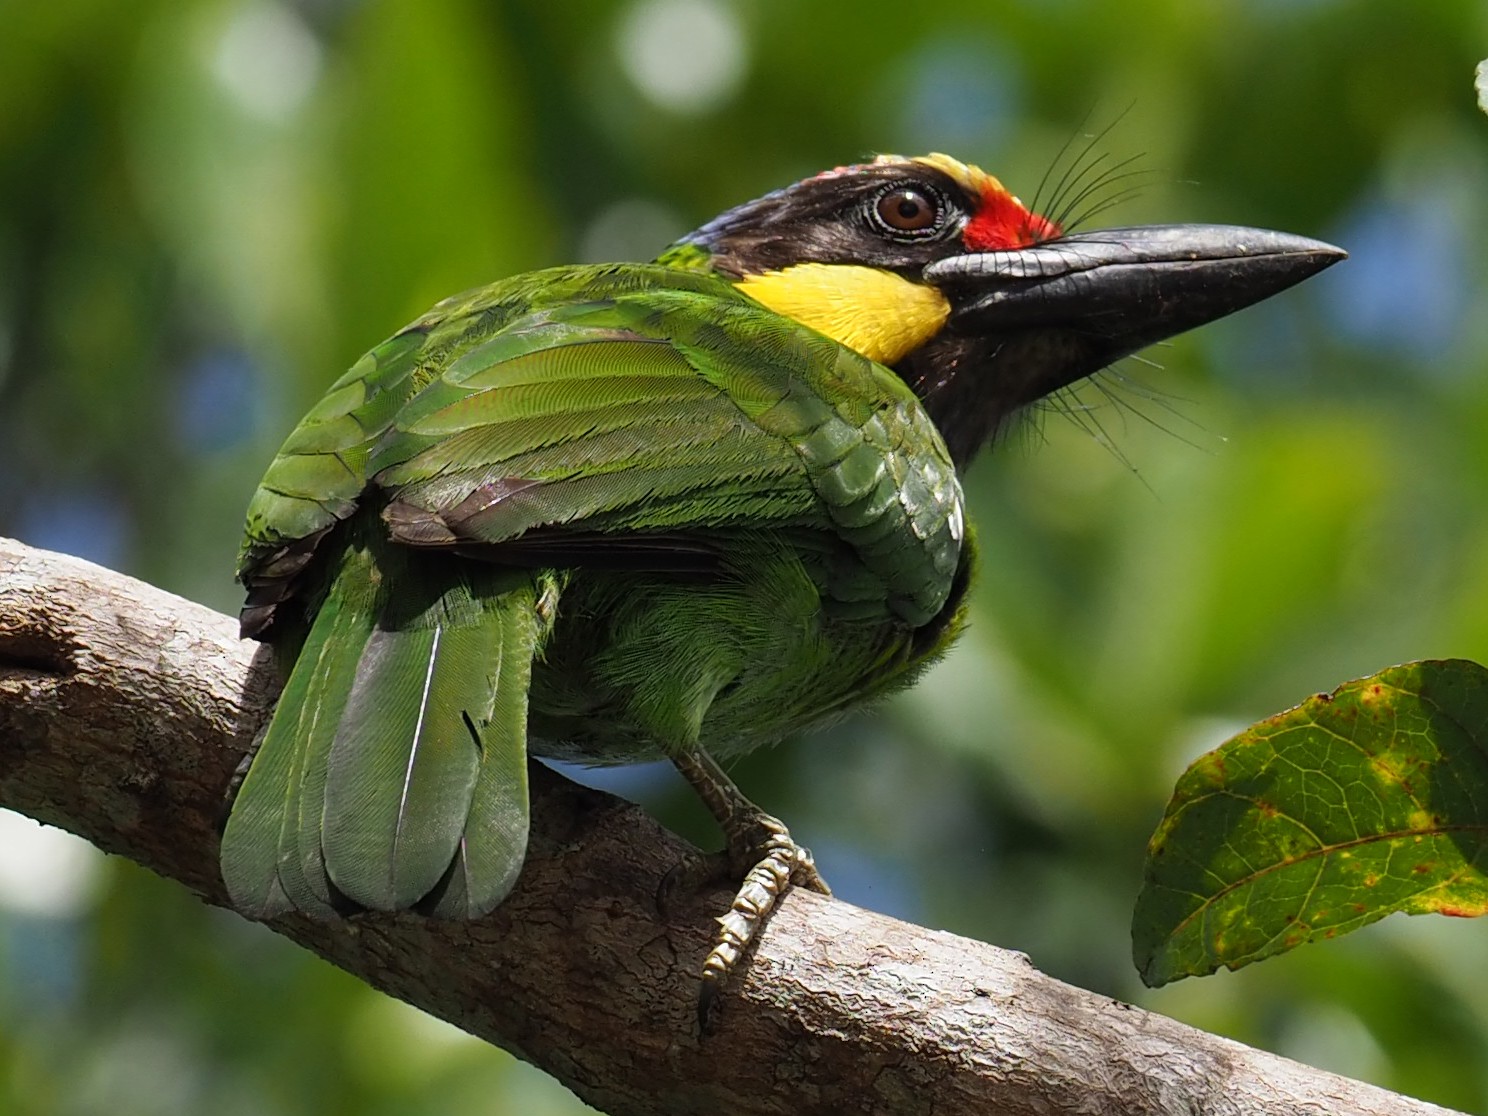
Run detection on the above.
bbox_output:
[2,0,1487,1112]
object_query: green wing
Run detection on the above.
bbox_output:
[236,326,426,640]
[238,265,964,633]
[370,275,965,627]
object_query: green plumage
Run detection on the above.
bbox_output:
[214,153,1341,1019]
[221,262,971,918]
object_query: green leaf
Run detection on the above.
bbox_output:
[1134,659,1488,987]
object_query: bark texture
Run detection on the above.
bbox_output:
[0,536,1462,1116]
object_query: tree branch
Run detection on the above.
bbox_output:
[0,535,1460,1116]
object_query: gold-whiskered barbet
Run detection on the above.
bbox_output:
[220,153,1343,1022]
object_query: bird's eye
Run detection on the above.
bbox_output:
[874,186,941,234]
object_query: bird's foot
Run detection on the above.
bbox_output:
[697,808,829,1029]
[667,748,829,1032]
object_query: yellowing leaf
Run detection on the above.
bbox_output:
[1134,659,1488,986]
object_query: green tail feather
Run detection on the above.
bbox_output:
[221,562,368,919]
[421,595,539,918]
[221,528,548,920]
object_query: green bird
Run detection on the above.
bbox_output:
[220,153,1342,1010]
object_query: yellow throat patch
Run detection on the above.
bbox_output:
[736,263,950,367]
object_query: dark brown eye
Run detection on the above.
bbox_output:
[875,187,940,233]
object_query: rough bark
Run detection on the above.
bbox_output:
[0,535,1461,1116]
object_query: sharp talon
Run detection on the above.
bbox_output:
[790,844,831,896]
[669,749,832,1024]
[697,974,721,1035]
[693,827,827,1017]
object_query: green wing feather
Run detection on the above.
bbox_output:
[237,266,963,635]
[368,275,964,625]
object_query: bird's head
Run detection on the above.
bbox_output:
[665,153,1344,466]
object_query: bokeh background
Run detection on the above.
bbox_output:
[3,0,1488,1112]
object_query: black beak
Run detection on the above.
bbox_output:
[926,223,1346,359]
[904,224,1346,466]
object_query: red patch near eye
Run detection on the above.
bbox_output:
[963,189,1061,250]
